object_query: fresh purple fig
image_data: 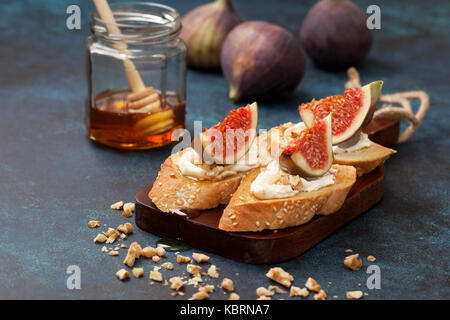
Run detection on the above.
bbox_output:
[221,21,306,101]
[180,0,243,69]
[300,0,373,69]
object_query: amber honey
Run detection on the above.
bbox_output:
[87,89,185,150]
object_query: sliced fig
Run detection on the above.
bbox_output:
[194,102,258,164]
[279,114,333,177]
[299,81,383,145]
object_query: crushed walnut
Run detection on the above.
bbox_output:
[221,278,234,292]
[268,285,287,294]
[187,264,201,276]
[115,269,129,280]
[150,269,163,282]
[192,252,210,263]
[313,289,327,300]
[346,290,364,299]
[94,234,107,243]
[88,220,100,228]
[152,256,161,263]
[156,247,166,257]
[142,246,157,258]
[110,201,124,210]
[108,250,119,256]
[199,285,214,293]
[266,267,293,288]
[176,255,191,263]
[344,253,363,271]
[169,276,184,291]
[257,295,271,300]
[367,255,376,262]
[256,287,274,297]
[161,262,174,270]
[117,222,133,234]
[290,286,309,297]
[123,241,142,267]
[123,202,135,217]
[305,277,321,293]
[228,293,240,300]
[207,265,219,278]
[190,291,208,300]
[132,267,144,278]
[105,229,119,244]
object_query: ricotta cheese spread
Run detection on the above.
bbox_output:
[250,161,337,200]
[333,132,371,154]
[176,142,260,181]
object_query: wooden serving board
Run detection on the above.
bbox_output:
[135,116,399,264]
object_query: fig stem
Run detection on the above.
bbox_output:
[229,86,239,101]
[217,0,233,9]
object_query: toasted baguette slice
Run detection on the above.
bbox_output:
[149,153,245,213]
[333,142,396,176]
[219,164,356,232]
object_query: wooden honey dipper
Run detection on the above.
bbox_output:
[93,0,162,114]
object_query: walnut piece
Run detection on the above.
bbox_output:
[344,254,363,271]
[117,222,133,234]
[123,241,142,267]
[207,265,219,278]
[169,276,184,291]
[192,252,210,263]
[156,247,166,257]
[132,267,144,278]
[228,293,240,300]
[256,287,274,297]
[313,289,327,300]
[142,246,157,258]
[290,286,309,297]
[123,202,135,217]
[268,285,287,294]
[108,250,119,256]
[266,267,293,288]
[257,295,271,300]
[161,262,174,270]
[187,264,201,276]
[221,278,234,292]
[152,256,161,263]
[88,220,100,228]
[115,269,129,280]
[305,277,321,293]
[105,229,120,244]
[199,285,214,293]
[150,270,163,282]
[346,290,364,299]
[110,201,124,210]
[94,234,107,243]
[176,255,191,263]
[190,291,208,300]
[367,255,377,262]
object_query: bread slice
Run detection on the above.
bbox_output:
[219,164,357,232]
[149,153,245,212]
[333,142,396,176]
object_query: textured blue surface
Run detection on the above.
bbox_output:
[0,0,448,299]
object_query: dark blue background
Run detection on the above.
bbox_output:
[0,0,448,299]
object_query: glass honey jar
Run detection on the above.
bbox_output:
[85,2,186,150]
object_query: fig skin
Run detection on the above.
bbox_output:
[300,0,373,70]
[180,0,243,70]
[221,21,306,101]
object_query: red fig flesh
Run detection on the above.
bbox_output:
[299,81,382,145]
[280,114,333,177]
[300,0,373,69]
[180,0,243,69]
[195,102,258,164]
[221,21,306,101]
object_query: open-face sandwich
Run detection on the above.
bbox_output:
[219,114,357,232]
